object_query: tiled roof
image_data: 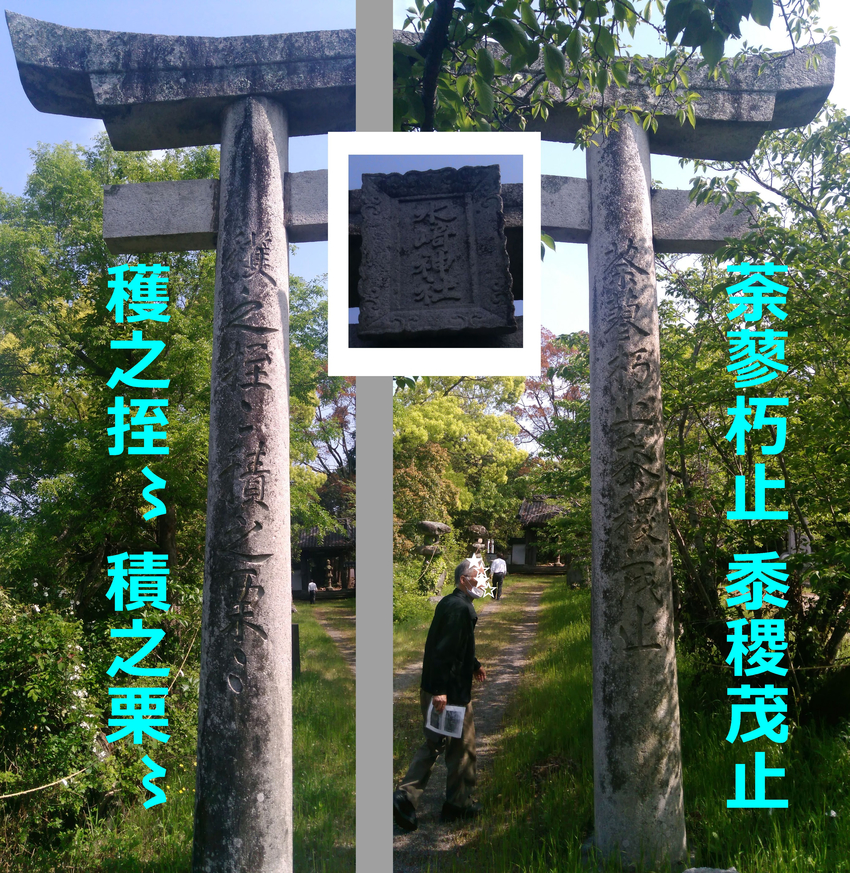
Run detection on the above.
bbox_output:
[298,518,355,550]
[518,498,564,526]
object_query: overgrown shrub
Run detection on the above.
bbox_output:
[0,605,100,845]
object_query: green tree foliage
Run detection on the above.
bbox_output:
[531,331,593,568]
[393,376,528,554]
[289,282,357,547]
[0,136,350,844]
[394,0,822,134]
[0,139,220,621]
[510,329,587,448]
[393,376,532,619]
[663,105,850,690]
[392,344,596,614]
[543,107,849,715]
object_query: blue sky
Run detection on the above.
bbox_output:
[3,2,849,335]
[0,0,356,284]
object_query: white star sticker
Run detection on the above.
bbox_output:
[466,555,494,598]
[466,555,486,573]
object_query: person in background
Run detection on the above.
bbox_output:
[308,579,318,605]
[490,554,507,600]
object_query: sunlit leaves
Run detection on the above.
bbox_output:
[566,27,582,67]
[592,25,616,60]
[474,74,495,115]
[751,0,773,27]
[477,46,495,81]
[543,44,567,86]
[611,60,631,88]
[394,1,807,135]
[487,17,530,60]
[701,30,726,67]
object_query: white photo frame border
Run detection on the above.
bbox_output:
[328,131,542,377]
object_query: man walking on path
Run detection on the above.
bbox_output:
[308,580,318,605]
[490,554,507,600]
[393,558,488,831]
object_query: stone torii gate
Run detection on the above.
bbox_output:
[7,12,354,873]
[530,43,834,868]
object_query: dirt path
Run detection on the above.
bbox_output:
[393,584,546,872]
[312,608,356,676]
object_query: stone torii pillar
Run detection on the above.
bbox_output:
[7,12,354,873]
[530,44,833,867]
[102,90,824,856]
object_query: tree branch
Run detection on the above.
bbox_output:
[416,0,457,132]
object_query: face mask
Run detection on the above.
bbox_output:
[464,573,487,599]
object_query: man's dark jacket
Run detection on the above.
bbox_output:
[420,587,481,706]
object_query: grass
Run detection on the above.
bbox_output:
[0,606,355,872]
[394,582,850,872]
[292,602,356,871]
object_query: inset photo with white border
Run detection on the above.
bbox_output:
[328,131,541,376]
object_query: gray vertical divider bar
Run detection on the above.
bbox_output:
[355,376,393,871]
[356,2,393,871]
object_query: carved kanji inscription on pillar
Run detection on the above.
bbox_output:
[211,219,283,693]
[358,165,515,339]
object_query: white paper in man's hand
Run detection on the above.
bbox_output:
[426,701,465,738]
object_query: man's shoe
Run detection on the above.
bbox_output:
[393,790,418,832]
[441,800,481,823]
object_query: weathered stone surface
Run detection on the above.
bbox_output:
[350,180,523,232]
[534,42,835,158]
[586,115,687,866]
[348,318,524,348]
[682,868,739,872]
[285,169,329,243]
[104,171,328,254]
[357,165,515,340]
[467,524,488,537]
[541,177,748,252]
[7,11,355,149]
[541,175,592,244]
[105,173,746,256]
[417,520,451,536]
[500,182,523,227]
[649,188,751,254]
[103,179,219,254]
[416,544,442,557]
[194,96,292,873]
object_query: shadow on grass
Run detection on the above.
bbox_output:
[462,585,596,873]
[393,585,596,872]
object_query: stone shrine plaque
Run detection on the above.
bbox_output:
[357,165,516,340]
